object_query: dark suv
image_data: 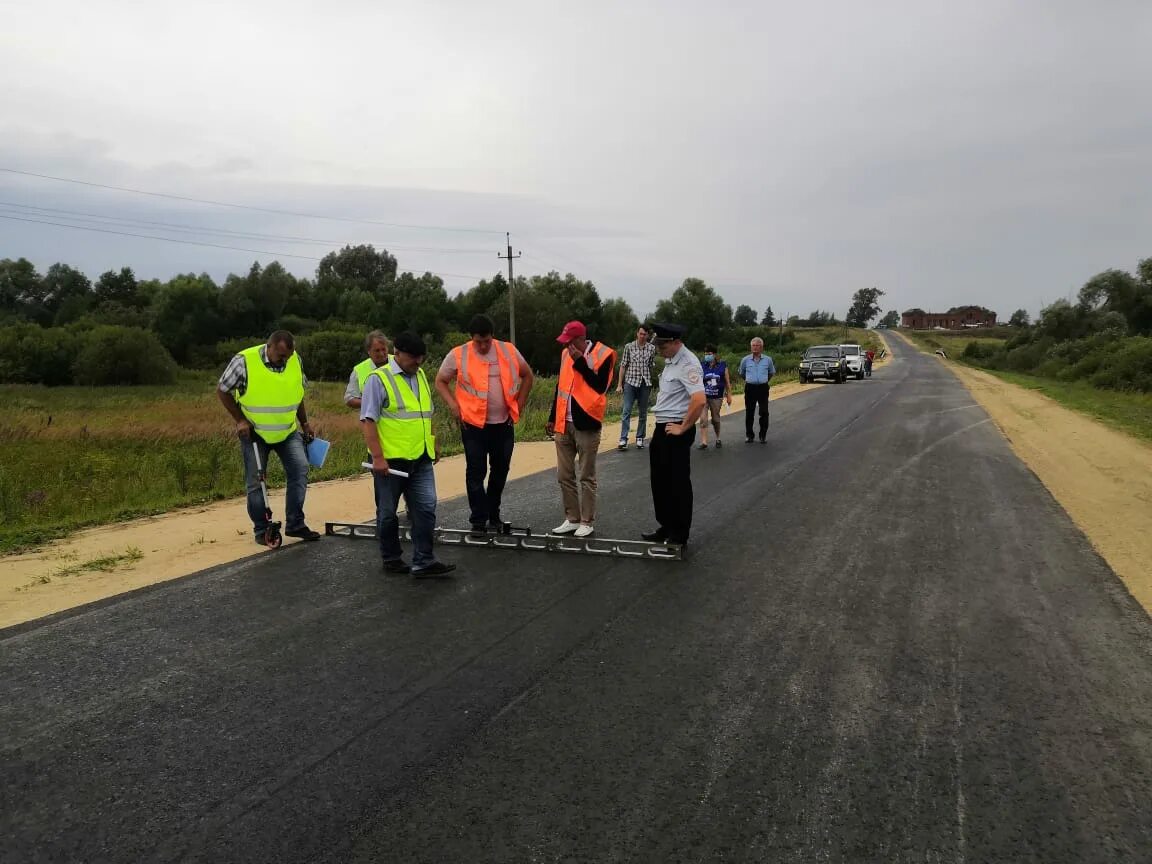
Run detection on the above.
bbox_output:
[798,345,847,384]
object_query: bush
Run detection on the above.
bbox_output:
[0,323,73,385]
[1089,337,1152,392]
[298,329,363,380]
[72,326,179,386]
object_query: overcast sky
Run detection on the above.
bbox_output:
[2,0,1151,320]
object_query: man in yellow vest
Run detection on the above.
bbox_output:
[360,331,456,577]
[344,330,390,409]
[435,314,535,534]
[545,320,616,538]
[216,330,320,544]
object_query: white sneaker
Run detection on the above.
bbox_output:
[574,524,594,538]
[636,439,646,450]
[551,519,579,535]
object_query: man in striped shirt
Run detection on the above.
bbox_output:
[615,325,657,450]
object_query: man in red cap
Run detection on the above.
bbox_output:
[546,321,617,538]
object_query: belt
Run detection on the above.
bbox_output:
[655,419,684,426]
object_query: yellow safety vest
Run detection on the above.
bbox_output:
[236,345,304,444]
[372,364,436,461]
[354,357,382,393]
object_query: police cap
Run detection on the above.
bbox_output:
[650,322,686,342]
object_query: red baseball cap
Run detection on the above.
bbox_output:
[556,321,587,344]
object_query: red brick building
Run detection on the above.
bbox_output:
[901,306,997,329]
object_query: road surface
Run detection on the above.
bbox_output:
[3,343,1152,863]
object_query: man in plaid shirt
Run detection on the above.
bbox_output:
[615,325,657,450]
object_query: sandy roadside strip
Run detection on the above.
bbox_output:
[893,332,1152,615]
[3,358,892,629]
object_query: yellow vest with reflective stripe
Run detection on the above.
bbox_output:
[354,357,382,392]
[372,364,436,460]
[236,346,304,444]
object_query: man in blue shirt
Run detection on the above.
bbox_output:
[697,344,732,449]
[737,337,775,443]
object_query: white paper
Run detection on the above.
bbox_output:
[361,462,409,477]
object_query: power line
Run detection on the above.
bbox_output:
[0,201,494,253]
[0,167,505,235]
[0,214,487,280]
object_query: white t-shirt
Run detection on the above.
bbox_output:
[439,344,528,424]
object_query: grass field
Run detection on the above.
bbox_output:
[900,329,1152,443]
[0,328,879,553]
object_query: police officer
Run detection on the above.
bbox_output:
[641,323,706,546]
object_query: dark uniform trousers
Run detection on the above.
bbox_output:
[649,420,696,543]
[744,383,770,439]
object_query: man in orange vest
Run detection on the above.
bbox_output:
[436,314,535,533]
[545,320,616,538]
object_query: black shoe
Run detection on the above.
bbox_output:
[412,561,456,578]
[745,436,754,443]
[286,526,321,541]
[382,559,411,574]
[759,437,767,444]
[641,528,667,542]
[667,537,689,547]
[470,522,489,537]
[489,520,513,535]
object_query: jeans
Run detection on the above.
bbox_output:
[744,383,770,440]
[241,431,308,536]
[460,422,515,526]
[373,457,438,569]
[619,382,651,442]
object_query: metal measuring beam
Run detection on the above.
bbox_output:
[324,522,684,561]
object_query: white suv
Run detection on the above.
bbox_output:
[838,344,866,380]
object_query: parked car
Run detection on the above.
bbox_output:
[798,345,847,383]
[838,343,866,379]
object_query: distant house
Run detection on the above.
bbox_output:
[901,306,997,329]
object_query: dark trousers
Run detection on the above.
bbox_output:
[744,383,770,439]
[460,421,515,526]
[649,421,696,543]
[372,457,437,569]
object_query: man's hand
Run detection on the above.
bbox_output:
[566,343,583,362]
[236,419,253,439]
[301,421,314,442]
[447,400,461,421]
[370,455,390,475]
[616,384,623,393]
[665,422,686,436]
[725,394,732,407]
[545,422,555,436]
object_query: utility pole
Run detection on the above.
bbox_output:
[779,313,785,350]
[498,232,521,344]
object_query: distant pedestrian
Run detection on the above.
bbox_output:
[865,348,876,377]
[216,330,320,544]
[697,344,732,449]
[435,314,534,534]
[345,331,390,409]
[738,337,776,444]
[360,331,455,578]
[641,323,706,546]
[546,321,616,538]
[616,325,656,450]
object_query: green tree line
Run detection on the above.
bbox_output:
[960,258,1152,392]
[0,245,870,386]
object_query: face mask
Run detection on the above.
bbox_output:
[704,354,715,363]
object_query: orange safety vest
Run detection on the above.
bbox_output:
[451,341,523,426]
[555,342,616,427]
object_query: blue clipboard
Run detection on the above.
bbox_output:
[305,437,330,468]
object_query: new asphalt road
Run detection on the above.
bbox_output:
[4,344,1152,863]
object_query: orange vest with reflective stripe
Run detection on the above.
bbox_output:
[451,341,523,426]
[555,342,616,427]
